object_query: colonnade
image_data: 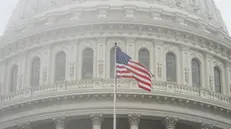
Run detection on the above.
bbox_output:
[15,114,214,129]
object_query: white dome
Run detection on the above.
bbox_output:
[0,0,231,129]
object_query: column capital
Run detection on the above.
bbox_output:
[18,122,32,129]
[200,123,213,129]
[53,116,65,129]
[163,116,178,129]
[128,113,141,126]
[90,113,104,125]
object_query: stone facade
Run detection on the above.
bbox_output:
[0,0,231,129]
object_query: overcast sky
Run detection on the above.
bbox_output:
[0,0,230,35]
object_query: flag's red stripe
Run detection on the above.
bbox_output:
[116,61,152,92]
[138,84,151,92]
[129,61,151,77]
[117,70,131,74]
[116,65,126,69]
[134,77,152,86]
[126,65,151,82]
[127,62,151,78]
[117,75,134,78]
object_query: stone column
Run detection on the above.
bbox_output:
[163,117,178,129]
[18,122,32,129]
[200,123,213,129]
[128,114,141,129]
[90,114,104,129]
[54,117,65,129]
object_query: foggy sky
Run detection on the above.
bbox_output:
[0,0,230,35]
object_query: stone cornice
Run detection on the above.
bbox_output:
[0,23,230,64]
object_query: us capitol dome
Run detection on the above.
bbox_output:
[1,0,231,129]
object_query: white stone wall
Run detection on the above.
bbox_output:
[0,38,230,96]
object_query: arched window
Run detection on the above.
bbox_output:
[31,57,40,87]
[82,48,94,79]
[138,48,150,70]
[166,52,176,82]
[10,65,18,92]
[191,58,201,87]
[55,51,66,82]
[110,47,115,78]
[214,66,222,93]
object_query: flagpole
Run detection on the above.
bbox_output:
[113,42,117,129]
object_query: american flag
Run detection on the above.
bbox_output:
[116,47,152,92]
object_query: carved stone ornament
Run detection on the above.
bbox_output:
[18,122,32,129]
[69,63,75,77]
[90,113,104,125]
[125,9,135,19]
[184,67,189,83]
[43,67,48,83]
[151,11,161,20]
[209,76,213,90]
[19,75,23,89]
[98,9,108,18]
[98,60,104,75]
[54,117,65,129]
[163,117,178,129]
[176,0,183,7]
[157,62,162,78]
[200,123,213,129]
[128,114,141,126]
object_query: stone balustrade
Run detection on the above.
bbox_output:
[0,79,230,108]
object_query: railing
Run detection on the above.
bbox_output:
[0,79,231,106]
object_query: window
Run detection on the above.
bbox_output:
[110,47,115,78]
[214,66,222,93]
[166,52,176,82]
[31,57,40,87]
[191,58,201,87]
[55,51,66,82]
[82,48,94,79]
[138,48,150,70]
[10,65,18,92]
